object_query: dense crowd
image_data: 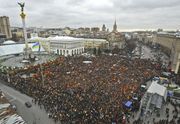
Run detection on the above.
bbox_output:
[0,54,162,123]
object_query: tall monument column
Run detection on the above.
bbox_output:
[18,2,32,60]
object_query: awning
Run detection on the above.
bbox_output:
[124,101,132,108]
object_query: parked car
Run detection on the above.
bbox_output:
[25,102,32,108]
[162,72,171,78]
[10,104,17,111]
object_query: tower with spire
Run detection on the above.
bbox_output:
[113,20,117,32]
[107,19,125,49]
[102,24,106,32]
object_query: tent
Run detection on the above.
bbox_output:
[150,93,163,109]
[167,91,173,97]
[124,101,132,108]
[147,81,167,101]
[0,43,45,57]
[83,61,92,64]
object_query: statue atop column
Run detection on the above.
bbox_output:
[18,2,25,12]
[18,2,32,62]
[18,2,26,19]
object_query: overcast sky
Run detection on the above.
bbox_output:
[0,0,180,31]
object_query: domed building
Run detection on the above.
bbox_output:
[107,20,125,49]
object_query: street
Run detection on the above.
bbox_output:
[0,81,57,124]
[136,43,169,64]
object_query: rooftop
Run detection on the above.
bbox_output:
[3,40,16,44]
[0,92,26,124]
[147,81,167,100]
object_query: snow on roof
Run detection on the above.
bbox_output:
[157,32,168,35]
[3,40,16,44]
[147,81,167,99]
[28,36,45,40]
[48,36,81,41]
[29,36,108,44]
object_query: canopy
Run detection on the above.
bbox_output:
[0,43,45,57]
[147,81,167,101]
[167,91,173,97]
[124,101,132,108]
[83,61,92,64]
[141,85,146,88]
[3,40,16,44]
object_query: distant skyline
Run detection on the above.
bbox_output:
[0,0,180,31]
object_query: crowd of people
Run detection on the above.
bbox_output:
[0,54,162,123]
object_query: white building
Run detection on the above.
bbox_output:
[28,36,84,56]
[48,36,84,56]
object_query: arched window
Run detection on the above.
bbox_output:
[60,50,62,55]
[57,49,59,55]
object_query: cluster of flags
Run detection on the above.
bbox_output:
[32,42,41,51]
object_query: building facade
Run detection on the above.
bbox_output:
[0,33,6,43]
[154,33,180,74]
[28,36,111,56]
[102,24,106,32]
[29,36,84,56]
[107,20,125,49]
[141,81,167,115]
[83,39,109,49]
[50,40,84,56]
[91,27,100,33]
[0,16,12,39]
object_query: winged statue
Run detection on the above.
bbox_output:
[18,2,25,12]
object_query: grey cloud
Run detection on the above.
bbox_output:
[113,0,180,10]
[0,0,179,30]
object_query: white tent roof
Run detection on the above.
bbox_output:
[3,40,16,44]
[28,36,46,41]
[29,36,108,44]
[0,43,45,57]
[48,36,82,41]
[147,81,167,98]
